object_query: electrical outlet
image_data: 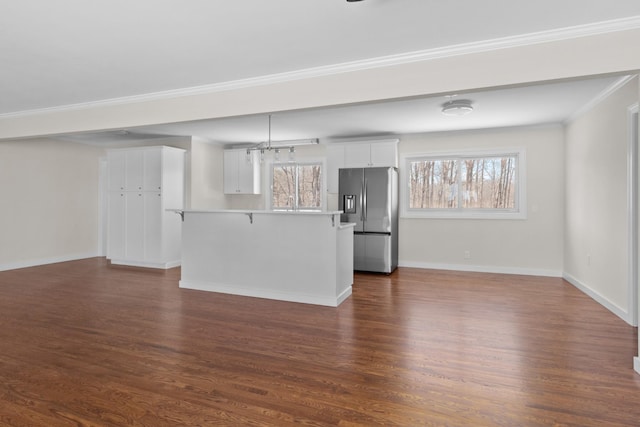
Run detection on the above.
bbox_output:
[464,250,471,260]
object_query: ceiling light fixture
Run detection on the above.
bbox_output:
[245,115,319,164]
[441,99,474,116]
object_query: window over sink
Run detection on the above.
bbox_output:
[271,162,323,211]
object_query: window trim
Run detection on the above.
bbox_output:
[268,159,326,212]
[400,148,527,220]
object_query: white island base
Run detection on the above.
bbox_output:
[178,210,354,307]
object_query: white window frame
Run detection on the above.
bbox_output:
[269,159,326,212]
[400,148,527,219]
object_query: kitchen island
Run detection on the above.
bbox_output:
[178,210,354,307]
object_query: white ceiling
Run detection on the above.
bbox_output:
[54,76,627,146]
[3,0,640,143]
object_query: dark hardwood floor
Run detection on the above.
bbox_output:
[0,258,639,426]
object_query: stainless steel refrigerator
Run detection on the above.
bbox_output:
[339,167,398,273]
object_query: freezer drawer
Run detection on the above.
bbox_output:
[354,233,396,274]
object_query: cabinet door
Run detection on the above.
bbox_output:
[144,192,163,262]
[143,148,162,191]
[326,144,344,193]
[107,192,126,259]
[370,141,398,167]
[107,151,126,191]
[125,150,144,191]
[223,150,239,194]
[344,144,372,168]
[224,149,261,194]
[125,192,145,260]
[237,151,259,194]
[161,148,185,209]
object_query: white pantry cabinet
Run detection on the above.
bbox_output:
[223,148,261,194]
[106,146,185,269]
[326,139,398,193]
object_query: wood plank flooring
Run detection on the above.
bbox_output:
[0,258,639,426]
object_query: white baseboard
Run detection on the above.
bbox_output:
[398,260,562,278]
[563,272,631,325]
[0,252,100,272]
[179,279,350,308]
[335,286,353,306]
[398,261,635,326]
[109,259,181,269]
[635,357,640,375]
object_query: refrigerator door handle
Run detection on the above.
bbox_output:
[363,176,367,222]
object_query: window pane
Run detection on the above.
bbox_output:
[461,156,516,209]
[272,165,296,209]
[272,162,323,211]
[297,164,322,209]
[408,159,459,209]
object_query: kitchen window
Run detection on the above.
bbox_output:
[401,149,526,219]
[271,162,323,211]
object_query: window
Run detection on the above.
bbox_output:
[402,150,525,219]
[271,162,323,211]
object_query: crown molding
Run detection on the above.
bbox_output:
[3,15,640,120]
[566,75,637,123]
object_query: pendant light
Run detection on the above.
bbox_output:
[244,114,319,164]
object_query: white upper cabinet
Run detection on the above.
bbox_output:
[369,141,398,167]
[223,150,237,194]
[224,148,261,194]
[326,139,399,193]
[344,140,398,168]
[344,143,372,168]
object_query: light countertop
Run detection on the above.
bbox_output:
[175,209,343,216]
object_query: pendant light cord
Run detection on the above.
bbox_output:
[268,114,272,150]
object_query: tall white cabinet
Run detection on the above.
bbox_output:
[107,146,185,269]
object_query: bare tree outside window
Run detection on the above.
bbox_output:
[297,164,322,209]
[272,165,296,209]
[409,155,517,210]
[272,163,322,210]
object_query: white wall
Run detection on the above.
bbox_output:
[0,139,104,270]
[189,138,226,210]
[397,126,565,276]
[564,76,639,323]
